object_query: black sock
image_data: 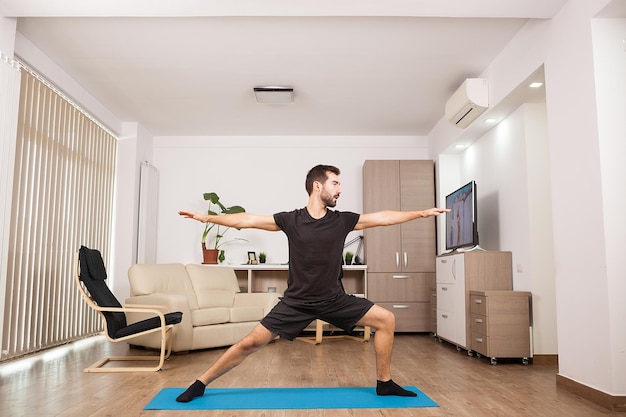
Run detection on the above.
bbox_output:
[376,379,417,397]
[176,380,206,402]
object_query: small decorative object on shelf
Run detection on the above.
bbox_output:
[259,252,267,263]
[248,251,258,265]
[344,251,354,265]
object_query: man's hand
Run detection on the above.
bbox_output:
[422,207,450,217]
[178,210,206,222]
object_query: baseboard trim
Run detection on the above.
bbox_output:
[532,354,558,365]
[556,374,626,412]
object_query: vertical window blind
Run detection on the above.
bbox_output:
[1,67,117,361]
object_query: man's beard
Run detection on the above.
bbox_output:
[321,190,338,207]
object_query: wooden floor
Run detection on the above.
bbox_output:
[0,333,619,417]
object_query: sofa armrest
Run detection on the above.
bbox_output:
[125,293,193,351]
[125,294,191,330]
[233,292,281,316]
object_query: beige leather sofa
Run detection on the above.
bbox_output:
[125,263,280,352]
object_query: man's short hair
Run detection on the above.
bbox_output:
[305,165,340,195]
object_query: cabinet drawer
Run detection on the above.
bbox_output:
[436,309,455,341]
[472,332,531,358]
[368,273,432,302]
[471,332,490,356]
[436,283,455,311]
[470,294,487,315]
[470,313,487,335]
[378,302,431,332]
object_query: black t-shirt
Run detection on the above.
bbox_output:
[273,208,360,303]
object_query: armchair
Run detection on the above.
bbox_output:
[75,246,183,372]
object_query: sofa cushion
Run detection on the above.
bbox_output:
[192,307,230,326]
[186,264,239,308]
[230,306,264,323]
[128,263,199,310]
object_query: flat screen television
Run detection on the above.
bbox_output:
[445,181,479,251]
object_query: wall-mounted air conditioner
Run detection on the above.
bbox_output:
[445,78,489,128]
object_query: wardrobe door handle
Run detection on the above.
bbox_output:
[392,275,410,279]
[393,305,409,309]
[395,252,400,269]
[403,252,408,268]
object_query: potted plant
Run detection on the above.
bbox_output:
[201,192,246,264]
[344,251,354,265]
[258,252,267,264]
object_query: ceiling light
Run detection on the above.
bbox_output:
[455,144,467,149]
[484,118,497,124]
[253,87,294,103]
[529,82,543,88]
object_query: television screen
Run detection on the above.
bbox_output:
[445,181,478,251]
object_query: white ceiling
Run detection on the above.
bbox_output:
[0,0,573,137]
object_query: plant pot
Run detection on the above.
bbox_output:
[202,248,219,264]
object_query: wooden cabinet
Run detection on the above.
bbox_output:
[363,160,436,273]
[363,160,436,331]
[469,290,531,365]
[436,251,512,349]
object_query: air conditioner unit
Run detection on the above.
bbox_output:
[445,78,489,128]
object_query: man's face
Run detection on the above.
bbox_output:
[319,172,341,207]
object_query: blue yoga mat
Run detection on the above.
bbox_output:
[145,386,439,410]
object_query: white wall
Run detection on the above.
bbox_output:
[110,123,154,300]
[0,18,16,56]
[592,16,626,393]
[543,0,618,394]
[152,136,430,265]
[523,103,557,356]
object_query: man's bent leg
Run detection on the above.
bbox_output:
[176,324,277,402]
[357,305,417,397]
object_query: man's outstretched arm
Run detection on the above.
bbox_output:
[178,210,281,231]
[354,207,449,231]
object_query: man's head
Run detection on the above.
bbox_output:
[305,165,341,207]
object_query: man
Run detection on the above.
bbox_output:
[176,164,448,402]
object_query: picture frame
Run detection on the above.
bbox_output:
[248,251,257,264]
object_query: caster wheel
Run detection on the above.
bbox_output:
[456,345,462,352]
[522,357,529,365]
[468,350,474,357]
[476,353,482,358]
[490,357,497,366]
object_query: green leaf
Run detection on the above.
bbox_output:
[203,192,219,204]
[223,205,246,215]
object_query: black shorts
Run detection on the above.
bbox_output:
[260,293,374,341]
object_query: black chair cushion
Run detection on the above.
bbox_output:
[79,246,183,340]
[114,311,183,339]
[79,246,127,337]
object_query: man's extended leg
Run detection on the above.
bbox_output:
[176,323,277,402]
[357,304,417,397]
